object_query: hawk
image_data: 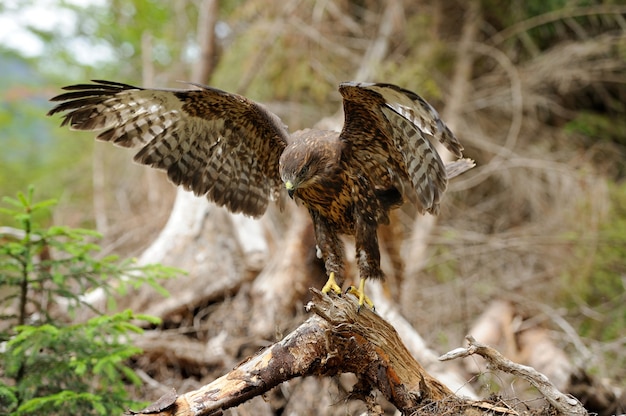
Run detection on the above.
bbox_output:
[48,80,474,308]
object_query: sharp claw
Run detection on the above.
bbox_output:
[346,278,375,311]
[321,272,342,295]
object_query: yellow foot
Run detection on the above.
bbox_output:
[321,272,342,295]
[346,278,375,311]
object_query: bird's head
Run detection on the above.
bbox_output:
[279,146,318,200]
[279,130,341,199]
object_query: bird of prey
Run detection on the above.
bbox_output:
[48,80,474,309]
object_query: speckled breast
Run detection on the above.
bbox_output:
[296,182,357,235]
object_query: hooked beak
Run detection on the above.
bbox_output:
[285,180,295,199]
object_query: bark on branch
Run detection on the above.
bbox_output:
[128,291,585,416]
[128,289,460,416]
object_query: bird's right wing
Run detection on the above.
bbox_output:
[48,80,290,217]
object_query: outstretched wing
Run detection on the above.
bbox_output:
[48,80,290,217]
[338,81,473,214]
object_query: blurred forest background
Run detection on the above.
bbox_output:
[1,0,625,414]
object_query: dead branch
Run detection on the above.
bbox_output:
[128,288,593,416]
[248,206,320,337]
[440,335,588,416]
[462,300,573,391]
[128,289,464,416]
[489,5,626,46]
[406,0,480,280]
[133,331,226,370]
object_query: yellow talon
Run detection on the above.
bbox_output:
[321,272,342,295]
[347,277,375,311]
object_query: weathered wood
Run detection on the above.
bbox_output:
[464,300,574,392]
[440,335,588,416]
[128,290,588,416]
[306,289,454,407]
[127,289,459,416]
[248,206,321,337]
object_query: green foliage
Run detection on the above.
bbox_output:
[92,1,192,78]
[566,111,626,147]
[0,187,178,415]
[0,54,96,218]
[565,112,626,178]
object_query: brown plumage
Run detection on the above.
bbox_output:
[48,80,474,307]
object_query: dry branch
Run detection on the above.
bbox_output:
[128,289,589,416]
[440,335,588,416]
[128,289,464,416]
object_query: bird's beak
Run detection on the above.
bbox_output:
[285,180,295,199]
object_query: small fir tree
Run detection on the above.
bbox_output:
[0,186,178,415]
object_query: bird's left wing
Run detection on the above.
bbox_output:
[338,82,473,214]
[48,80,290,217]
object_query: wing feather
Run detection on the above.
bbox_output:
[48,80,289,217]
[338,81,473,214]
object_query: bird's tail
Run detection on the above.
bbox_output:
[445,158,475,179]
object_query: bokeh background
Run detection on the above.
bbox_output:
[1,0,625,414]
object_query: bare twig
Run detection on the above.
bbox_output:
[490,5,626,46]
[440,335,588,416]
[354,0,403,81]
[407,0,480,278]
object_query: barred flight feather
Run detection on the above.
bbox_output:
[49,79,474,300]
